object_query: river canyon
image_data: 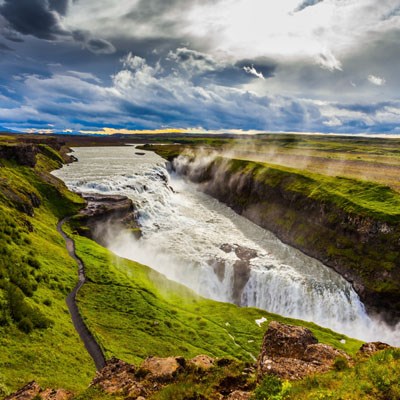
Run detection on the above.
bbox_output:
[53,146,400,345]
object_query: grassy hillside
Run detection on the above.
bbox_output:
[224,157,400,222]
[72,234,362,366]
[0,143,94,395]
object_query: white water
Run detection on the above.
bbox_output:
[53,146,400,345]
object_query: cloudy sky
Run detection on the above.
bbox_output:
[0,0,399,134]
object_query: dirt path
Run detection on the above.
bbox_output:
[57,218,106,371]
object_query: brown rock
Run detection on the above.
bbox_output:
[141,356,185,381]
[4,382,72,400]
[358,342,392,357]
[226,390,252,400]
[304,344,351,366]
[5,381,41,400]
[189,355,215,370]
[39,388,73,400]
[91,357,145,397]
[260,321,318,360]
[257,321,351,380]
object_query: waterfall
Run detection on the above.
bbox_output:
[53,146,400,345]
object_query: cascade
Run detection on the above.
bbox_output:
[53,146,400,344]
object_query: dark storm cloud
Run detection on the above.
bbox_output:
[0,0,69,40]
[337,102,392,115]
[72,30,116,55]
[86,38,116,55]
[294,0,324,12]
[48,0,70,16]
[0,1,115,55]
[0,42,13,51]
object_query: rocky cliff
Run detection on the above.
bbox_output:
[71,193,141,244]
[168,153,400,323]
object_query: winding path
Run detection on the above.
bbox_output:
[57,218,106,371]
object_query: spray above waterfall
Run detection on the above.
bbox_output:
[53,145,400,345]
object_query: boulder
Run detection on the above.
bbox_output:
[260,321,318,360]
[189,354,215,370]
[358,342,392,357]
[257,321,351,380]
[140,356,185,381]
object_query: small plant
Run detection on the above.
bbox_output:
[253,375,291,400]
[43,298,52,307]
[333,356,349,371]
[18,317,33,333]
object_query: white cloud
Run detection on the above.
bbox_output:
[243,65,264,79]
[315,48,342,72]
[122,53,147,71]
[368,74,386,86]
[323,117,342,127]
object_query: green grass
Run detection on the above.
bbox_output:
[288,348,400,399]
[223,157,400,222]
[0,147,93,396]
[73,234,362,366]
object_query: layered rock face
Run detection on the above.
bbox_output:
[74,193,141,243]
[257,321,351,380]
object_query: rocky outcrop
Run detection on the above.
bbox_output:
[0,144,40,167]
[257,321,351,380]
[171,154,400,323]
[209,243,258,304]
[88,355,255,399]
[74,193,140,243]
[4,381,72,400]
[140,356,185,381]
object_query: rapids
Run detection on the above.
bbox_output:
[53,146,400,345]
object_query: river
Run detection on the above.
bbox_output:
[53,145,400,345]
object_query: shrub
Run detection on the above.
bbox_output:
[18,317,33,333]
[333,357,349,371]
[253,375,291,400]
[43,298,52,307]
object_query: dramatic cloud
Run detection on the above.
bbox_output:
[0,0,399,134]
[0,0,69,40]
